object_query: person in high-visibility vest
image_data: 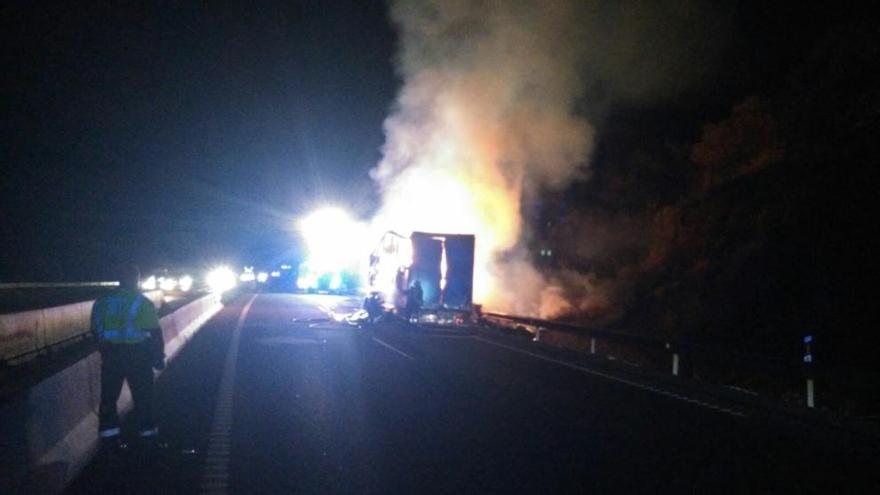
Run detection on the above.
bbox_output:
[91,266,165,443]
[405,280,423,323]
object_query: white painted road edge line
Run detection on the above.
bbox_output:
[372,336,416,360]
[199,294,257,495]
[473,336,747,418]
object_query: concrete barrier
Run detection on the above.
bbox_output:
[0,292,222,494]
[0,291,164,364]
[160,293,222,361]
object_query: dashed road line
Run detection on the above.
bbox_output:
[199,294,257,495]
[372,336,416,360]
[473,336,747,418]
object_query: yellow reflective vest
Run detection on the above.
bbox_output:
[90,290,160,344]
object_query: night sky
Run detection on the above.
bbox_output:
[4,1,396,280]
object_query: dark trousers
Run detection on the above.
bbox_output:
[98,343,156,433]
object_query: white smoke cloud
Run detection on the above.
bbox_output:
[372,0,728,315]
[371,0,593,312]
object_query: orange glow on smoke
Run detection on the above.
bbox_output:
[372,3,593,313]
[371,76,536,309]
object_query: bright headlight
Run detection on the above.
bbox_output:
[299,207,368,274]
[159,277,177,291]
[207,266,237,293]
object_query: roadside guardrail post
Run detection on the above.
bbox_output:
[590,336,596,355]
[666,342,679,377]
[803,335,815,408]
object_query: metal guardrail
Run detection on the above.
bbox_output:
[481,311,817,409]
[483,311,668,347]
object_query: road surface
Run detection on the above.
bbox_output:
[68,293,879,493]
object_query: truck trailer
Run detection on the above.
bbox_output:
[368,231,476,324]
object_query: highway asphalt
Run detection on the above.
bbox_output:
[68,293,880,494]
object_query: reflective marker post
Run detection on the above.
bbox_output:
[673,352,680,377]
[533,328,545,343]
[803,335,815,409]
[666,342,679,377]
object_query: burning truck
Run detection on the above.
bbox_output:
[368,231,477,325]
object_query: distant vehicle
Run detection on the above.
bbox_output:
[295,262,358,294]
[368,231,475,325]
[141,268,196,293]
[255,264,298,293]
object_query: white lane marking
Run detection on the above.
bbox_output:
[473,336,746,418]
[199,294,257,495]
[256,335,322,346]
[421,333,477,339]
[372,337,416,361]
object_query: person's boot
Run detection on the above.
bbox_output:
[99,427,126,448]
